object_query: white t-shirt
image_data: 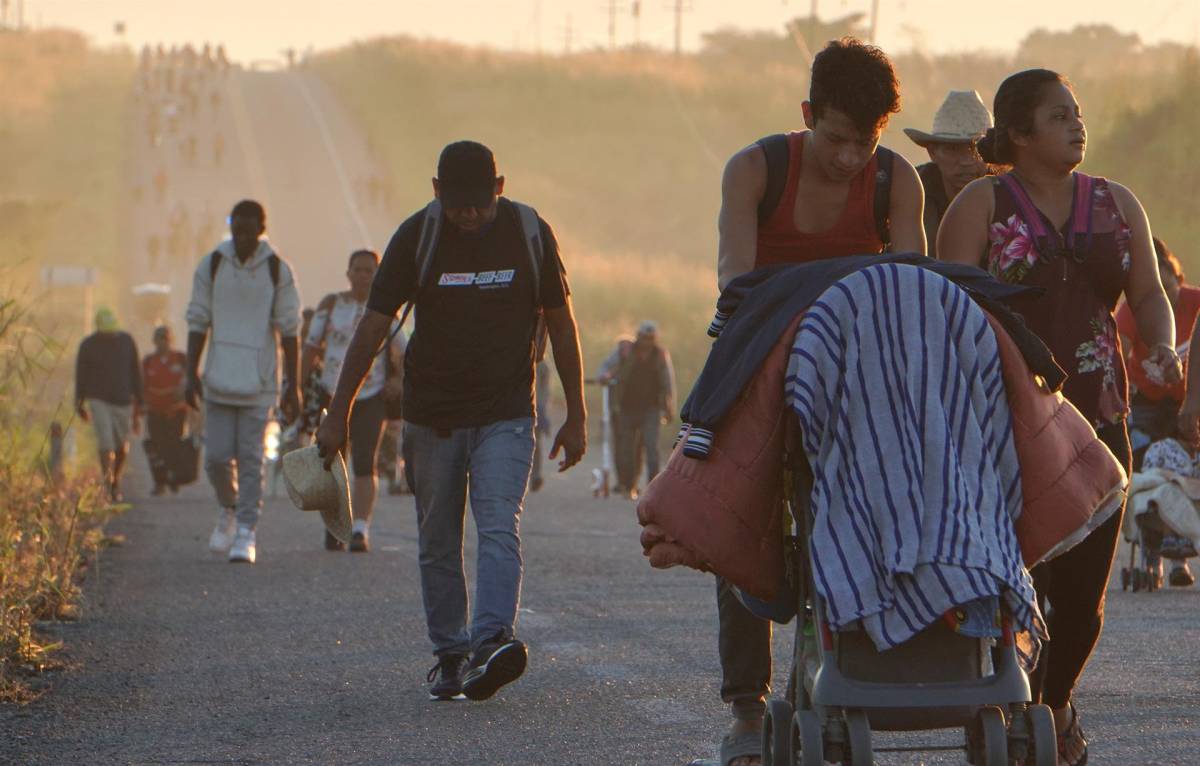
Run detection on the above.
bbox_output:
[307,293,405,400]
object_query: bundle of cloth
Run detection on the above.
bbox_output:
[1126,437,1200,586]
[637,255,1128,667]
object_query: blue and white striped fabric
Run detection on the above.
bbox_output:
[785,263,1045,668]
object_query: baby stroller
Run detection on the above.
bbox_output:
[1120,437,1199,592]
[758,448,1057,766]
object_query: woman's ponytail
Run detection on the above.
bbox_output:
[977,126,1002,165]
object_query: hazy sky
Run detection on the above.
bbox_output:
[20,0,1200,61]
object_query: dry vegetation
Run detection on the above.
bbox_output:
[0,297,121,703]
[0,30,133,703]
[312,24,1199,426]
[0,29,134,294]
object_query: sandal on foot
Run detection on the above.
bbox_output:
[719,731,762,766]
[1057,702,1088,766]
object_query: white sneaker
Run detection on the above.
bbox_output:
[228,525,256,564]
[208,508,236,552]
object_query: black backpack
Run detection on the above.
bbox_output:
[754,133,895,249]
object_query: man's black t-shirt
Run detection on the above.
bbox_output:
[367,198,569,430]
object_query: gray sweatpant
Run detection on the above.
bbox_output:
[204,401,269,529]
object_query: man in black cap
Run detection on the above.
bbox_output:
[317,140,587,702]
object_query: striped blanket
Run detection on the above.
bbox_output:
[786,263,1045,667]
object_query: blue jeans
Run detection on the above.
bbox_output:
[402,417,535,656]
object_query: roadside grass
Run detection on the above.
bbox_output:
[0,296,122,704]
[0,30,133,704]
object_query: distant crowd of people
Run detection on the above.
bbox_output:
[133,43,229,281]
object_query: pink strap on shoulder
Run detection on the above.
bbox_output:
[1070,173,1095,251]
[998,174,1050,241]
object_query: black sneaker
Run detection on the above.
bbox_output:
[426,654,467,701]
[1169,564,1196,587]
[324,530,345,551]
[461,634,527,701]
[349,530,369,553]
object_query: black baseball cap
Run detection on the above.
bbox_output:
[437,141,498,209]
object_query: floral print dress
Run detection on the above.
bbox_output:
[987,173,1133,427]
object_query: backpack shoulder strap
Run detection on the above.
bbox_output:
[415,200,443,289]
[873,146,895,249]
[755,133,790,224]
[209,249,223,282]
[511,200,543,307]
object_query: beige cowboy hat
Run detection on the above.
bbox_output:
[280,445,354,544]
[904,90,993,147]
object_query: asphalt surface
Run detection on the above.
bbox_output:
[2,453,1199,766]
[4,66,1198,765]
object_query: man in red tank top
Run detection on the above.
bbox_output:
[716,39,925,292]
[701,39,926,766]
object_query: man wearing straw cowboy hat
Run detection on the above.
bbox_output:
[316,140,587,703]
[903,90,993,258]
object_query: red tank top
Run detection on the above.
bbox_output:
[755,131,885,267]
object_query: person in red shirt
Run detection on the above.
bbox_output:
[1117,237,1199,587]
[1117,237,1200,455]
[142,325,188,495]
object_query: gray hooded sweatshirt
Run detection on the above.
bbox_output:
[186,239,301,408]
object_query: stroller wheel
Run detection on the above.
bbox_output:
[1025,704,1057,766]
[762,699,793,766]
[792,710,823,766]
[971,706,1008,766]
[843,709,872,766]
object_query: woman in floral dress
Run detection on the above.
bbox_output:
[937,69,1181,766]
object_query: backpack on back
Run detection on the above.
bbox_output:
[210,248,281,286]
[754,133,895,250]
[392,198,548,352]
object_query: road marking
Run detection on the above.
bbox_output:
[291,73,373,247]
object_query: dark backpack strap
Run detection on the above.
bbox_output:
[415,200,443,289]
[873,146,895,249]
[210,249,279,287]
[755,133,790,224]
[511,200,544,307]
[209,250,223,282]
[511,200,549,360]
[378,202,442,360]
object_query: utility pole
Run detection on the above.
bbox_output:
[534,0,542,55]
[632,0,642,48]
[868,0,880,43]
[665,0,692,56]
[561,13,574,55]
[601,0,619,50]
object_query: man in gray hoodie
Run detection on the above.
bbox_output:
[185,199,302,564]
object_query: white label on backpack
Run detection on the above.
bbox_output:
[439,272,476,286]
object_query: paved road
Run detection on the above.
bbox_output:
[128,65,397,340]
[2,456,1198,765]
[6,66,1200,765]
